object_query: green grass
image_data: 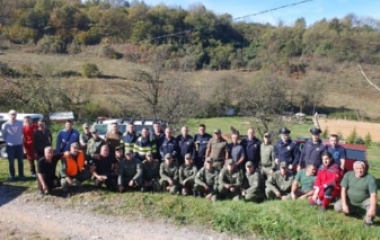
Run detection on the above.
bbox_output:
[1,117,380,239]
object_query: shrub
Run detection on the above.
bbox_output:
[81,63,100,78]
[100,45,123,60]
[5,25,37,44]
[364,132,372,147]
[346,128,357,144]
[36,37,66,54]
[321,127,329,139]
[0,62,20,77]
[354,136,364,145]
[74,30,101,45]
[67,43,81,54]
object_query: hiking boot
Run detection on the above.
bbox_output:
[8,176,16,182]
[19,176,26,181]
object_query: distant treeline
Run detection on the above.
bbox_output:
[1,0,380,69]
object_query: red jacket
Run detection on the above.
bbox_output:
[23,124,38,147]
[314,163,343,196]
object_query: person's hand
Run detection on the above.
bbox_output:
[230,187,235,192]
[168,179,174,186]
[128,180,134,187]
[275,191,281,198]
[204,185,209,191]
[242,189,246,196]
[288,164,293,170]
[299,195,308,200]
[342,203,350,215]
[182,180,187,185]
[291,193,296,200]
[367,207,376,218]
[311,193,318,202]
[275,159,280,165]
[66,177,73,186]
[118,185,124,192]
[297,165,301,171]
[225,184,231,189]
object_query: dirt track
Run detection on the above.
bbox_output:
[319,119,380,141]
[0,185,242,240]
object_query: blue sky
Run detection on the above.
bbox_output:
[141,0,380,26]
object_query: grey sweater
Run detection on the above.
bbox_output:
[1,120,23,146]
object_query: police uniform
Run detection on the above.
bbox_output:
[194,132,212,169]
[274,128,300,169]
[159,136,179,163]
[176,134,195,166]
[298,128,326,168]
[240,136,261,168]
[265,162,294,199]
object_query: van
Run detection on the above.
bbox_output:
[0,113,44,159]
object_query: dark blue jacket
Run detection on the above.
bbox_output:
[56,129,80,153]
[159,137,179,161]
[194,133,212,160]
[299,140,326,167]
[176,134,195,165]
[240,137,261,166]
[274,139,300,166]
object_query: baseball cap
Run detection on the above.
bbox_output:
[214,129,221,134]
[115,146,123,152]
[71,142,79,148]
[8,109,17,115]
[146,151,152,156]
[165,153,173,159]
[245,161,253,167]
[227,159,235,165]
[125,149,133,155]
[280,161,289,169]
[264,132,271,138]
[205,157,213,163]
[82,123,89,128]
[185,153,192,159]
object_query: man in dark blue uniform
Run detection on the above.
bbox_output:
[297,128,326,170]
[159,127,179,163]
[274,128,300,171]
[240,127,261,168]
[150,121,165,160]
[176,126,195,166]
[194,124,212,169]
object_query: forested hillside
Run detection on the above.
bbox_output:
[1,0,380,70]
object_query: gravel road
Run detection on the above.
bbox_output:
[0,184,242,240]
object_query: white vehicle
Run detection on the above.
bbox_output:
[91,118,167,139]
[0,113,44,159]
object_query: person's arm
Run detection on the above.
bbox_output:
[205,140,212,157]
[117,163,124,186]
[185,166,198,182]
[236,147,245,166]
[294,143,302,167]
[133,162,143,181]
[218,169,229,188]
[79,134,86,147]
[179,167,185,183]
[291,180,299,198]
[224,143,229,160]
[173,168,179,182]
[265,175,279,194]
[56,131,62,153]
[340,148,347,170]
[368,193,378,218]
[195,169,206,187]
[340,186,349,213]
[1,123,7,142]
[159,163,170,181]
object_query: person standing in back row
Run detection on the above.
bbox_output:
[194,124,212,169]
[206,129,229,170]
[1,110,25,181]
[104,122,122,157]
[327,134,346,171]
[33,119,52,160]
[240,128,261,168]
[23,116,38,177]
[56,120,80,154]
[274,128,299,171]
[298,128,326,170]
[176,126,195,167]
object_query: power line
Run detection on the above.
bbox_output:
[147,0,313,42]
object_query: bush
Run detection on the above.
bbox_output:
[5,25,37,44]
[36,37,66,54]
[346,128,357,144]
[73,29,101,45]
[100,45,123,60]
[0,62,20,77]
[81,63,100,78]
[321,127,329,139]
[364,132,372,147]
[67,43,81,54]
[354,136,364,145]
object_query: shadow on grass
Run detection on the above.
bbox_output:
[0,184,28,207]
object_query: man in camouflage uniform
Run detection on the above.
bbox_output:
[179,153,197,196]
[242,161,265,202]
[260,132,276,179]
[86,127,105,162]
[79,123,92,152]
[265,161,294,200]
[141,151,160,192]
[218,159,243,201]
[117,150,142,192]
[194,157,219,201]
[159,153,179,194]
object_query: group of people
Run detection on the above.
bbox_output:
[1,109,378,227]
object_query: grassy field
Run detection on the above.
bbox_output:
[1,117,380,239]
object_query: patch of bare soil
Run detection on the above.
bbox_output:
[319,119,380,141]
[0,185,242,240]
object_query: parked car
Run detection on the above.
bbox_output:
[90,118,168,139]
[0,113,44,159]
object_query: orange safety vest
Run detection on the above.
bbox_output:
[65,151,85,177]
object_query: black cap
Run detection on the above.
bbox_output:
[115,146,123,152]
[279,128,291,134]
[310,128,322,135]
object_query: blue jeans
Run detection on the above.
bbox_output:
[6,145,24,178]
